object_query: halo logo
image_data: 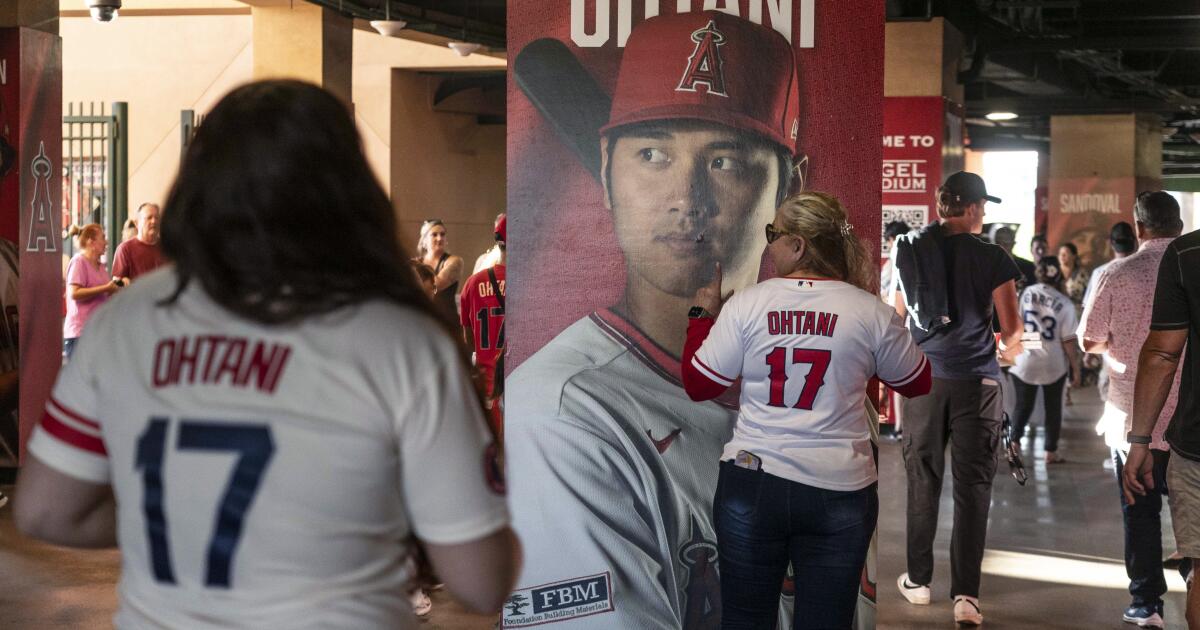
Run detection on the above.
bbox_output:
[677,20,729,97]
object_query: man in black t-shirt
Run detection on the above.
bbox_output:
[1124,227,1200,629]
[892,172,1024,626]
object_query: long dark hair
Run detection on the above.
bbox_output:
[160,80,446,331]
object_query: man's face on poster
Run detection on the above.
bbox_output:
[602,119,781,298]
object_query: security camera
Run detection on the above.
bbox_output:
[370,20,407,37]
[86,0,121,23]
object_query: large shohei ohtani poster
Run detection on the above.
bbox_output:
[504,3,884,628]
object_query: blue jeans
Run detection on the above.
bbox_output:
[714,460,877,630]
[1114,448,1169,609]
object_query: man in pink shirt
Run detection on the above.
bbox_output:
[1078,191,1184,629]
[112,202,165,281]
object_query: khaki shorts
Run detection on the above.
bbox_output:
[1168,452,1200,559]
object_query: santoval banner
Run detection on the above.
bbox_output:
[1046,176,1135,271]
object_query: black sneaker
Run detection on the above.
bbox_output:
[1122,604,1164,628]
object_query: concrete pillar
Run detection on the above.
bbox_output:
[1047,113,1162,270]
[885,18,963,104]
[250,2,351,104]
[881,18,965,232]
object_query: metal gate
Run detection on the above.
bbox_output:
[62,101,127,263]
[181,109,203,158]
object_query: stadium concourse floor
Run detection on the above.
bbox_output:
[0,486,496,629]
[879,384,1189,629]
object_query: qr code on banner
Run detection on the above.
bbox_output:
[881,205,928,257]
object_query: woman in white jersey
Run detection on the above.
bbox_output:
[15,80,519,629]
[1009,256,1082,463]
[681,192,931,629]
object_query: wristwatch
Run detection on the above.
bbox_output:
[688,306,715,319]
[1126,432,1152,445]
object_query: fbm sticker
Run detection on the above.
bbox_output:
[502,572,614,627]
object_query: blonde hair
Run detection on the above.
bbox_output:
[776,192,873,293]
[416,219,445,259]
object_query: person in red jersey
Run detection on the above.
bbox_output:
[461,214,506,438]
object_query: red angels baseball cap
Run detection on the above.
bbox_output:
[600,11,801,156]
[494,213,507,244]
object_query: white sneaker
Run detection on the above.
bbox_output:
[953,595,983,626]
[410,589,432,617]
[897,573,930,605]
[0,491,8,509]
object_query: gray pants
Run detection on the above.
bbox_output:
[901,377,1003,598]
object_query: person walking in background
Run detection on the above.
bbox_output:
[1009,257,1081,464]
[881,219,910,301]
[1057,241,1088,405]
[1082,221,1137,402]
[63,224,123,359]
[1031,234,1049,262]
[892,171,1024,626]
[682,192,930,628]
[414,219,463,323]
[1080,192,1185,629]
[1123,219,1200,630]
[1083,222,1136,308]
[472,214,507,274]
[1058,242,1088,312]
[460,214,507,441]
[112,202,165,281]
[121,218,138,243]
[992,226,1035,291]
[112,202,165,280]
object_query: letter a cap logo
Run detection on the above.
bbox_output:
[677,20,729,97]
[600,11,802,157]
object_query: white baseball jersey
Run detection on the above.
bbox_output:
[27,268,508,629]
[692,278,926,491]
[504,308,878,629]
[504,309,733,629]
[1011,283,1077,386]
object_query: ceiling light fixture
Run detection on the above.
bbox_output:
[370,0,407,37]
[986,112,1019,121]
[448,0,482,57]
[448,41,482,56]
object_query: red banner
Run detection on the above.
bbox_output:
[1,28,63,464]
[881,96,959,256]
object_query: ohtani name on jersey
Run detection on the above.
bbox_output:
[152,336,292,393]
[766,310,838,337]
[477,279,505,298]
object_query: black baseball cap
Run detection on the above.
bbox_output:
[943,171,1002,204]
